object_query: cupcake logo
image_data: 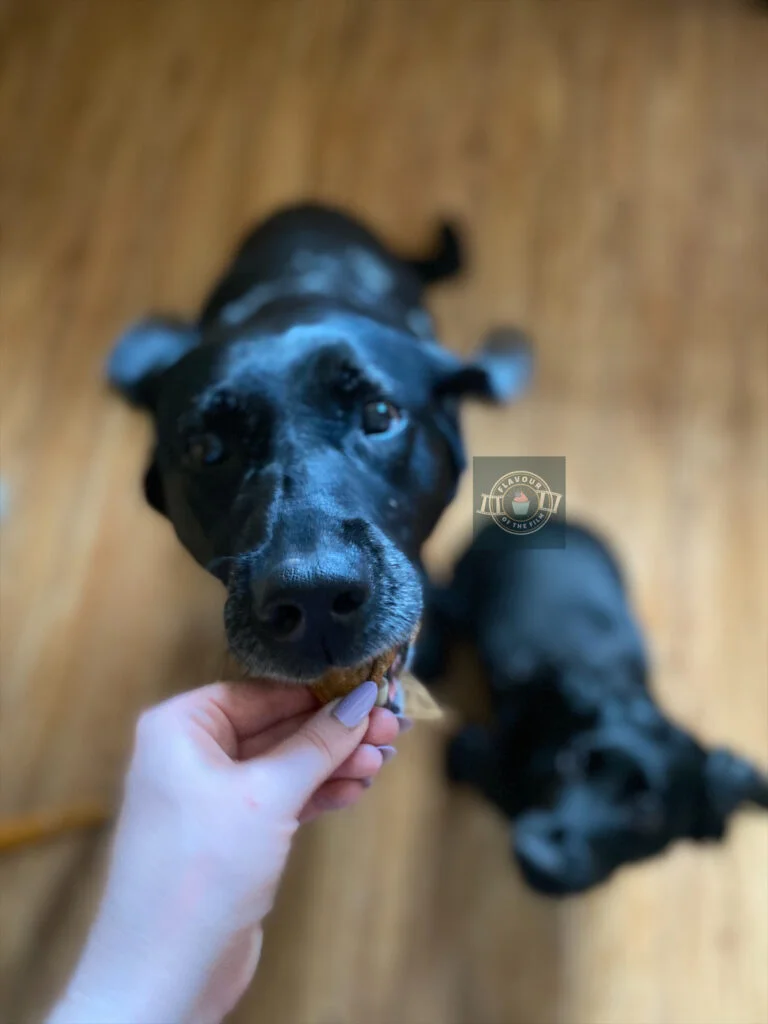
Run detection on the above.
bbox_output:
[510,487,530,517]
[476,470,562,536]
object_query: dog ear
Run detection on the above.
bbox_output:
[435,327,533,404]
[703,748,768,821]
[107,316,199,411]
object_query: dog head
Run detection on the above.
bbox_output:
[108,312,531,681]
[513,709,768,896]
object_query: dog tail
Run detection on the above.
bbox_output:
[409,221,464,284]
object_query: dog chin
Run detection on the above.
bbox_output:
[513,830,606,897]
[515,853,604,897]
[223,627,419,686]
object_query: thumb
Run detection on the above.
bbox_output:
[255,680,379,815]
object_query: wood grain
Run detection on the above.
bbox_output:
[1,2,766,1022]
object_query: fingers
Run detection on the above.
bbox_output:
[330,743,383,781]
[238,706,399,761]
[360,708,400,747]
[299,779,368,823]
[153,681,319,757]
[247,681,379,815]
[202,681,318,742]
[238,709,314,759]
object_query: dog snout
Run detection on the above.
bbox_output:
[517,825,567,867]
[513,814,597,895]
[224,516,423,681]
[253,552,372,647]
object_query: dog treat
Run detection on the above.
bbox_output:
[223,623,442,719]
[312,667,442,721]
[309,648,398,706]
[399,670,444,720]
[310,662,442,719]
[308,623,442,719]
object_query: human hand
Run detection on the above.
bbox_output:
[48,679,402,1024]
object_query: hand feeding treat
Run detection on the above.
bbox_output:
[308,627,442,719]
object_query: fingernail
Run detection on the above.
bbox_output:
[398,716,414,734]
[378,745,397,763]
[333,680,378,728]
[361,777,374,789]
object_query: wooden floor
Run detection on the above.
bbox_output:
[1,1,767,1022]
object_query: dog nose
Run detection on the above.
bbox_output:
[546,825,567,846]
[515,830,566,875]
[254,558,372,644]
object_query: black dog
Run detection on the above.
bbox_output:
[417,522,768,896]
[108,204,532,690]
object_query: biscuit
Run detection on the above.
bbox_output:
[309,647,397,706]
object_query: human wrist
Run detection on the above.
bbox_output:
[47,876,262,1024]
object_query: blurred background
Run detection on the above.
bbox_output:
[1,1,766,1022]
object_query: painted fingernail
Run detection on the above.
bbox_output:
[361,777,374,788]
[378,745,397,763]
[398,716,414,734]
[333,680,378,728]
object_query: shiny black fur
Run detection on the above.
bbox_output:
[417,522,768,896]
[108,204,532,682]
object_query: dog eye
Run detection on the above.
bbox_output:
[183,432,226,467]
[619,767,651,799]
[362,399,401,435]
[583,750,607,776]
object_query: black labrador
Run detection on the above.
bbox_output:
[416,522,768,896]
[108,203,532,694]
